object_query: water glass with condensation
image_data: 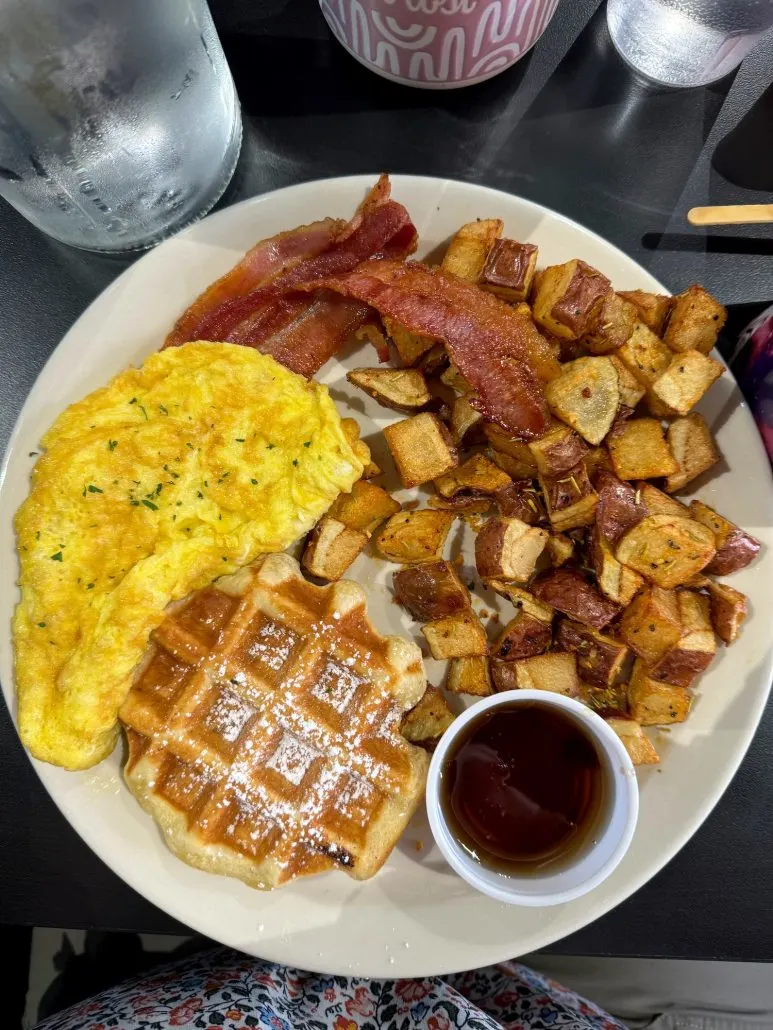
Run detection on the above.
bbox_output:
[0,0,242,252]
[606,0,773,88]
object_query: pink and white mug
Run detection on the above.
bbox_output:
[319,0,561,89]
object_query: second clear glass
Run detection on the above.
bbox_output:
[606,0,773,88]
[0,0,242,252]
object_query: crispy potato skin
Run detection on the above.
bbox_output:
[554,619,629,687]
[393,560,471,621]
[531,568,620,630]
[594,469,647,544]
[493,613,553,660]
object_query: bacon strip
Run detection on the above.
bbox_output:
[258,292,371,378]
[165,217,344,348]
[163,175,417,378]
[303,260,552,438]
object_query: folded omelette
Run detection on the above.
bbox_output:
[13,342,363,769]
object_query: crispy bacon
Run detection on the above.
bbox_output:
[165,217,344,348]
[163,175,417,380]
[257,292,371,378]
[303,260,552,438]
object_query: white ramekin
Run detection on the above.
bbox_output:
[426,690,639,906]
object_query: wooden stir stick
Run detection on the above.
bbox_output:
[688,204,773,226]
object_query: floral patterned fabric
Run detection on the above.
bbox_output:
[34,947,626,1030]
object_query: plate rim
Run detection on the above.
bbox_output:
[2,172,772,975]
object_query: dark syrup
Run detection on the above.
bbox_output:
[442,703,605,873]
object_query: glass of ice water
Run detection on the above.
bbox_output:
[0,0,242,252]
[607,0,773,88]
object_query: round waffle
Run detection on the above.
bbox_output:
[119,553,429,889]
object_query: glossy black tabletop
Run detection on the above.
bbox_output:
[2,0,773,962]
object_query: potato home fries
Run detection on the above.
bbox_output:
[12,175,761,888]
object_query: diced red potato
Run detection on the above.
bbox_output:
[594,469,647,545]
[475,516,548,583]
[703,580,749,645]
[493,612,553,660]
[554,619,630,687]
[689,500,761,575]
[392,561,471,621]
[531,568,621,630]
[494,480,545,524]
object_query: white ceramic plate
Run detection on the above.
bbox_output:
[1,175,772,977]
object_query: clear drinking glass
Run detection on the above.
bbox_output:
[607,0,773,88]
[0,0,242,252]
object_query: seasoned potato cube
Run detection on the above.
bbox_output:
[649,590,716,687]
[585,292,637,354]
[539,462,599,532]
[649,350,723,416]
[605,716,659,765]
[616,514,716,588]
[607,418,679,480]
[689,499,761,575]
[547,533,575,566]
[628,660,692,724]
[383,316,436,366]
[450,396,483,445]
[402,686,456,747]
[446,656,494,696]
[578,683,629,717]
[347,367,431,413]
[618,290,672,335]
[384,412,458,488]
[328,480,400,535]
[616,321,672,387]
[493,611,552,660]
[418,343,449,377]
[704,579,749,645]
[435,453,512,499]
[488,448,535,480]
[609,354,646,408]
[533,259,611,340]
[637,481,689,518]
[594,470,646,544]
[485,424,539,478]
[545,356,620,445]
[487,582,555,623]
[475,516,548,582]
[440,360,471,393]
[479,238,538,302]
[584,445,614,477]
[555,620,630,687]
[441,218,503,283]
[620,585,681,665]
[528,423,589,477]
[494,480,545,524]
[664,284,727,355]
[423,611,488,660]
[375,509,454,564]
[393,560,471,621]
[361,458,383,480]
[511,652,580,696]
[302,517,368,581]
[665,413,720,493]
[429,495,492,515]
[591,529,645,606]
[532,568,620,630]
[490,659,519,692]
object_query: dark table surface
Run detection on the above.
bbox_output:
[2,0,773,963]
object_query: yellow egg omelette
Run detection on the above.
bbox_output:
[14,342,364,770]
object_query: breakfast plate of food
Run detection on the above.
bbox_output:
[1,173,771,976]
